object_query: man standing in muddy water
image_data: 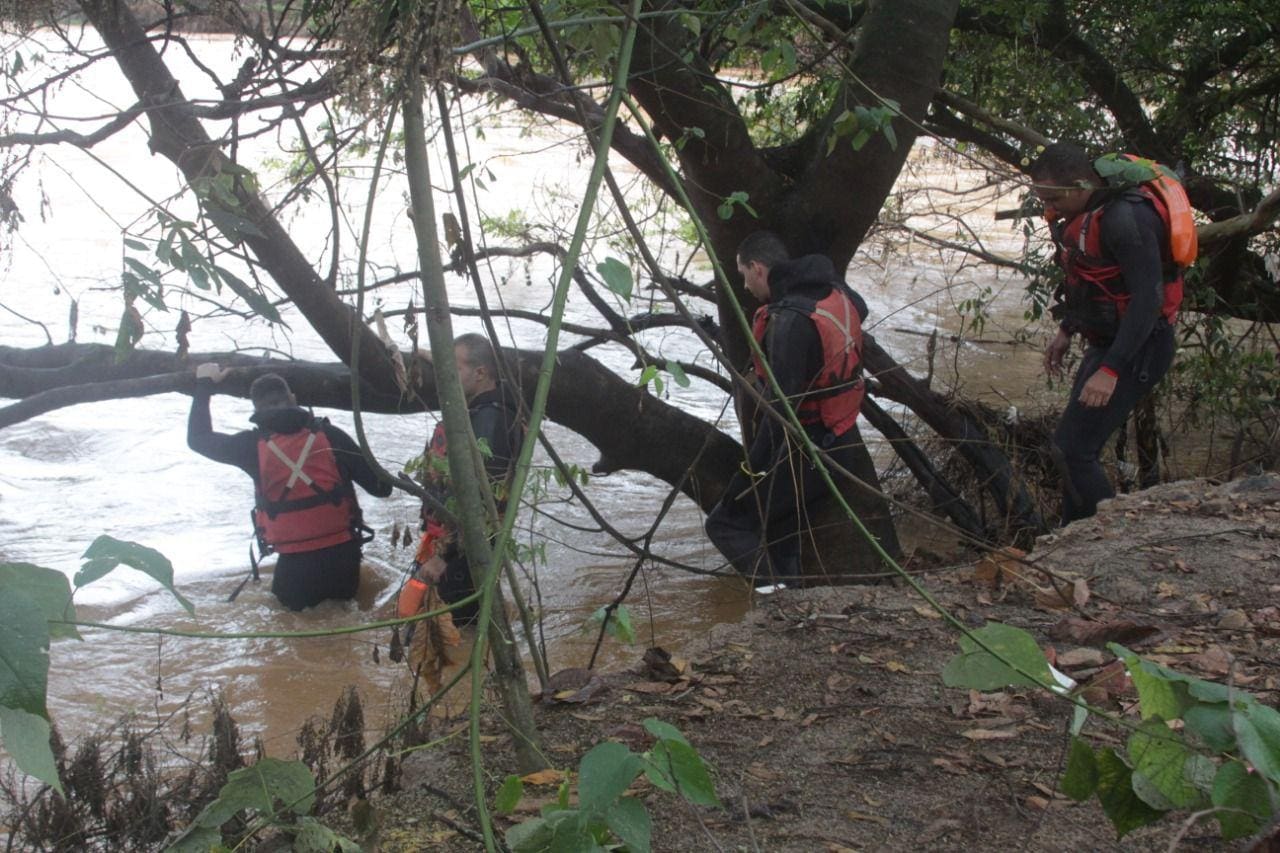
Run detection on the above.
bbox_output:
[1032,142,1187,524]
[188,365,393,609]
[705,231,869,585]
[397,333,524,626]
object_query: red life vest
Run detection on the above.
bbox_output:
[751,287,865,436]
[254,423,357,554]
[1051,184,1186,340]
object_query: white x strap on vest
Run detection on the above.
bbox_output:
[813,296,855,355]
[266,432,317,488]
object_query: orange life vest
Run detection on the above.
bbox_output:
[1048,158,1196,340]
[751,287,865,436]
[253,423,357,554]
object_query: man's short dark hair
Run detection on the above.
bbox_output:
[736,231,790,269]
[1029,142,1097,186]
[250,373,293,411]
[455,332,499,375]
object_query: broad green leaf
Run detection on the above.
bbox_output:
[1184,702,1235,752]
[124,256,162,283]
[579,742,643,814]
[882,121,898,151]
[506,816,553,852]
[198,758,316,827]
[1127,719,1211,809]
[606,797,651,853]
[941,622,1052,690]
[1234,699,1280,785]
[645,739,719,807]
[642,718,690,747]
[0,563,79,639]
[1212,760,1273,840]
[0,589,50,718]
[216,266,283,325]
[78,536,193,614]
[123,238,149,251]
[666,362,690,387]
[293,816,360,852]
[510,810,597,853]
[1111,645,1193,720]
[596,257,633,301]
[203,207,266,240]
[1061,736,1098,801]
[0,706,61,792]
[588,605,635,645]
[1095,748,1165,838]
[495,773,524,815]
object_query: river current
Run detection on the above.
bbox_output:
[0,31,1052,747]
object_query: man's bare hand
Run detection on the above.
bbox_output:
[1078,370,1117,408]
[195,362,228,382]
[1043,328,1071,379]
[416,554,446,583]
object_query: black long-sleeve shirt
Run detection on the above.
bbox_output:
[187,381,392,498]
[1075,191,1168,373]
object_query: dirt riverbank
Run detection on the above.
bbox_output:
[311,472,1280,851]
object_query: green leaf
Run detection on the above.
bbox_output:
[202,207,266,240]
[0,563,79,640]
[1184,702,1235,752]
[505,816,553,852]
[293,816,361,852]
[1095,748,1165,838]
[495,773,524,815]
[579,742,643,814]
[606,797,651,853]
[587,605,635,645]
[642,718,689,747]
[510,810,597,852]
[1110,645,1193,720]
[666,362,690,387]
[941,622,1052,690]
[1234,699,1280,785]
[1061,736,1098,801]
[78,536,194,614]
[596,257,633,301]
[881,121,898,151]
[0,706,61,793]
[216,267,283,324]
[124,256,162,283]
[0,589,51,718]
[645,739,719,807]
[123,238,149,251]
[850,129,872,151]
[198,758,316,828]
[1127,719,1211,809]
[1212,760,1273,840]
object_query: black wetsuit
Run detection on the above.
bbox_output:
[187,382,392,609]
[705,255,869,584]
[422,384,524,623]
[1052,190,1176,523]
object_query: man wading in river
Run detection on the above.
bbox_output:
[705,231,869,585]
[188,366,392,609]
[397,334,523,628]
[1032,142,1194,524]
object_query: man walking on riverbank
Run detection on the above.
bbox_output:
[1033,142,1185,523]
[188,366,392,609]
[705,231,869,585]
[397,333,524,626]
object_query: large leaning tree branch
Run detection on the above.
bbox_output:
[0,341,744,510]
